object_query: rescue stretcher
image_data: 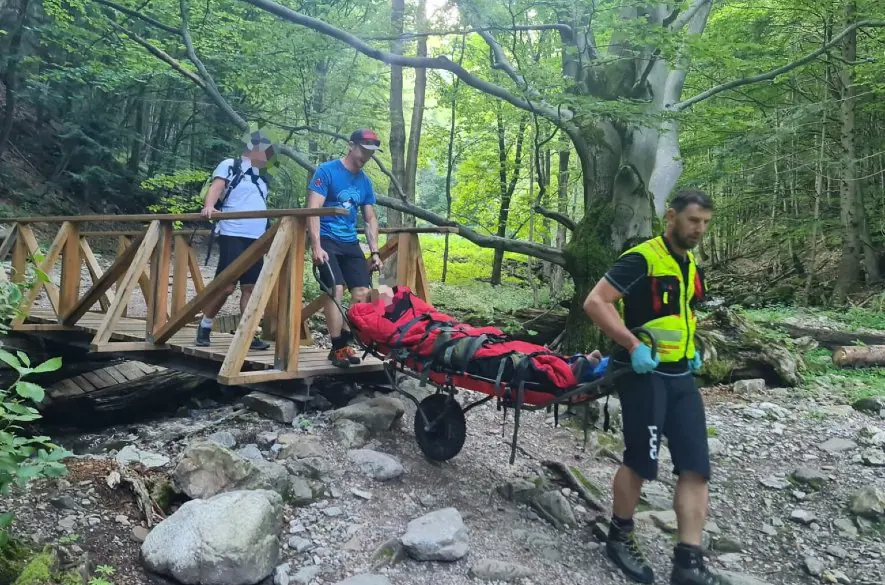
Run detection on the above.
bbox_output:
[314,264,657,464]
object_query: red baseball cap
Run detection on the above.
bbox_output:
[349,128,383,151]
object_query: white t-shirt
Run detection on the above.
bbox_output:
[212,157,269,239]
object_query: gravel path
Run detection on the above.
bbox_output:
[4,378,883,585]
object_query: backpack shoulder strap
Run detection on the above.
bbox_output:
[217,158,246,210]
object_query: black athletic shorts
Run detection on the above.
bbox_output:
[317,237,371,291]
[215,235,263,286]
[617,370,710,482]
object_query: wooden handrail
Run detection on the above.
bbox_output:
[2,208,347,223]
[83,226,458,236]
[81,230,213,237]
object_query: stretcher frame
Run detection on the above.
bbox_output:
[313,264,654,463]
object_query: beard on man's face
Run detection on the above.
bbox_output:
[672,224,700,250]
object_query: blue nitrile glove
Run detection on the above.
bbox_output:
[689,353,703,373]
[630,343,660,374]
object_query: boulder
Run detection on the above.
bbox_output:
[333,419,370,449]
[115,445,170,468]
[849,487,884,519]
[732,379,766,395]
[141,490,282,585]
[330,396,405,432]
[535,491,576,528]
[278,437,326,461]
[790,467,827,490]
[347,449,404,481]
[208,431,237,449]
[817,438,858,453]
[853,396,885,415]
[400,507,469,562]
[173,441,290,499]
[241,392,297,424]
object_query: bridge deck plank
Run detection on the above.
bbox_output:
[24,309,383,381]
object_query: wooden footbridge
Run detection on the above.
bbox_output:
[0,210,451,400]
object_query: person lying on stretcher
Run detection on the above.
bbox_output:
[369,282,610,387]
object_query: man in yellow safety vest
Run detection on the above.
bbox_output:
[584,189,728,585]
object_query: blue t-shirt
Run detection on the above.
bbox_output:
[309,160,376,243]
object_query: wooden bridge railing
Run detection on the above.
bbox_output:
[0,212,457,385]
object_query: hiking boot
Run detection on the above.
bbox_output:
[671,548,730,585]
[342,345,361,364]
[250,336,270,351]
[606,529,655,584]
[196,325,211,347]
[328,347,353,368]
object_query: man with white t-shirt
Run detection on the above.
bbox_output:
[195,131,274,350]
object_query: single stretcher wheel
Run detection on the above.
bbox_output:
[414,394,466,462]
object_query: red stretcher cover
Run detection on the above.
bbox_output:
[347,286,580,405]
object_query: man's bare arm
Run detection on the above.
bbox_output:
[583,279,643,352]
[362,204,379,253]
[201,178,227,216]
[306,191,325,250]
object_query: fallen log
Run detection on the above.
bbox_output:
[765,322,885,349]
[40,369,209,427]
[832,345,885,367]
[696,307,801,387]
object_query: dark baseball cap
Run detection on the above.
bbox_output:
[349,128,382,151]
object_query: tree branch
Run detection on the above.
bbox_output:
[533,205,575,231]
[111,0,567,267]
[676,19,885,110]
[238,0,574,125]
[108,21,206,90]
[180,0,248,128]
[366,24,574,42]
[379,196,566,265]
[96,0,180,35]
[668,0,712,31]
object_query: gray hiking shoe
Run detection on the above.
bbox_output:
[671,555,731,585]
[606,529,654,584]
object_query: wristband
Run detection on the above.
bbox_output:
[370,251,380,257]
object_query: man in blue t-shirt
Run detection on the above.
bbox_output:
[307,128,383,368]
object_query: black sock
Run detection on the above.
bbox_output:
[673,542,703,569]
[609,515,634,539]
[341,329,352,345]
[331,335,346,350]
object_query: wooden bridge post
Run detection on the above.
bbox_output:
[59,221,81,320]
[218,217,295,382]
[274,216,306,371]
[146,222,173,340]
[10,225,26,284]
[172,235,190,314]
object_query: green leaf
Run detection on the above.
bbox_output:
[32,356,62,373]
[16,352,30,367]
[0,349,22,371]
[13,381,45,403]
[0,511,13,529]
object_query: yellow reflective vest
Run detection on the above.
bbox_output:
[617,236,702,363]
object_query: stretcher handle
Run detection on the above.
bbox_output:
[313,261,336,297]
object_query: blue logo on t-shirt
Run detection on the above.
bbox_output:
[309,160,376,243]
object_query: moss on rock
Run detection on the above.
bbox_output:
[12,547,56,585]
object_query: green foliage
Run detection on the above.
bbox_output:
[801,347,885,402]
[0,282,70,551]
[740,305,885,333]
[11,548,53,585]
